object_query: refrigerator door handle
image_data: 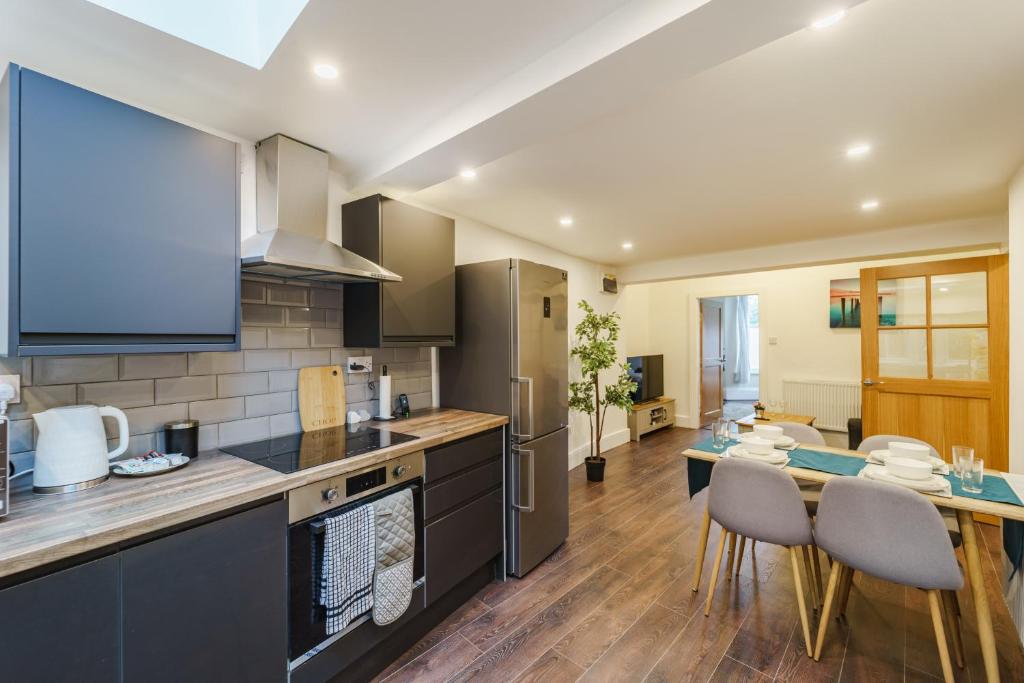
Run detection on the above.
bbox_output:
[511,376,534,441]
[511,446,535,513]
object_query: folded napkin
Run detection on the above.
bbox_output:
[866,450,949,475]
[320,504,376,634]
[859,464,952,498]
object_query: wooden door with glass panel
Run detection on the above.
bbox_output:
[700,299,725,427]
[860,255,1008,472]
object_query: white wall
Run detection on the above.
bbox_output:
[1010,164,1024,474]
[619,248,1000,429]
[454,216,625,468]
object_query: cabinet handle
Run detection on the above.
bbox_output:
[511,376,534,441]
[511,447,535,513]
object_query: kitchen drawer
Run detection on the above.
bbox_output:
[424,457,502,522]
[425,488,502,604]
[425,428,503,481]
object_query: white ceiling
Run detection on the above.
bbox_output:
[413,0,1024,265]
[2,0,1021,268]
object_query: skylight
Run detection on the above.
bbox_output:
[85,0,310,69]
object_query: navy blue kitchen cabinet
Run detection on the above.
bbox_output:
[1,63,240,356]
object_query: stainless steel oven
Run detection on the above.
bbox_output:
[287,451,425,673]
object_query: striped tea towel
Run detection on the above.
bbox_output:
[320,503,376,634]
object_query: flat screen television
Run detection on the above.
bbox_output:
[627,354,664,403]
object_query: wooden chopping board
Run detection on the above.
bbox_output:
[298,365,347,431]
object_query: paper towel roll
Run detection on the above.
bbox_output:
[377,375,393,419]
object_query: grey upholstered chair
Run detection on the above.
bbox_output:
[704,457,817,656]
[813,477,964,682]
[856,434,965,553]
[773,421,827,446]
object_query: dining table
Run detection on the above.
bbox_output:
[684,439,1024,683]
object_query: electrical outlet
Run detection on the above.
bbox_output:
[0,375,21,403]
[346,356,373,375]
[768,336,779,346]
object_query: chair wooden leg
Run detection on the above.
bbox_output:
[959,546,970,591]
[811,544,824,606]
[789,546,814,657]
[726,532,738,581]
[941,590,964,669]
[704,527,728,617]
[928,590,955,683]
[838,565,854,619]
[690,507,712,592]
[735,535,747,577]
[801,546,818,607]
[814,560,843,661]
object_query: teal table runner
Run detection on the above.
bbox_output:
[688,436,1023,506]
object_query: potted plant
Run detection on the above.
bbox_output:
[754,400,766,419]
[569,301,637,482]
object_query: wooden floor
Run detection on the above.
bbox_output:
[374,427,1024,682]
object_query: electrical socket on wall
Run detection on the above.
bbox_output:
[768,337,779,346]
[346,356,373,375]
[0,375,21,403]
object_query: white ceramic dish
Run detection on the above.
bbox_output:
[753,424,785,440]
[743,436,774,455]
[740,432,796,448]
[861,464,950,494]
[888,441,932,462]
[885,456,932,481]
[868,449,948,474]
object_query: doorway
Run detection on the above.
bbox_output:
[700,295,760,425]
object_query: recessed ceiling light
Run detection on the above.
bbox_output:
[811,9,846,30]
[459,168,477,179]
[860,199,880,211]
[846,142,871,158]
[559,216,573,226]
[313,63,339,80]
[622,242,633,250]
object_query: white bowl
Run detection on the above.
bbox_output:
[753,424,784,440]
[889,441,931,462]
[743,436,774,455]
[886,456,932,481]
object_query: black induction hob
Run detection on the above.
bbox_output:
[220,424,418,474]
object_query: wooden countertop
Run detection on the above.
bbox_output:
[0,408,507,580]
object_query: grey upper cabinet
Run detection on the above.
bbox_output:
[343,195,455,347]
[1,64,240,356]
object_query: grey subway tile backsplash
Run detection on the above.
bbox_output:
[267,327,309,349]
[244,349,291,371]
[155,376,217,404]
[218,372,270,398]
[4,280,438,468]
[241,327,268,350]
[119,354,188,380]
[34,356,117,386]
[188,351,244,376]
[267,284,309,307]
[242,303,286,326]
[77,380,155,409]
[188,397,245,423]
[287,307,326,328]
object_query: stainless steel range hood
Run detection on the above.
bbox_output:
[241,135,401,283]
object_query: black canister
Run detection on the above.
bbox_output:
[165,420,199,459]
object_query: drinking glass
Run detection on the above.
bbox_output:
[951,445,974,480]
[712,419,726,448]
[963,458,984,494]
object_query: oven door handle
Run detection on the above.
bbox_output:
[511,446,535,513]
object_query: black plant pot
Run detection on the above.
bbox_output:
[585,456,606,482]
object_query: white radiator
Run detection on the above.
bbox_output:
[782,379,861,432]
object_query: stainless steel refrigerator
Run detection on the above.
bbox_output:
[439,259,569,577]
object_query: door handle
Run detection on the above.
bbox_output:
[863,379,883,386]
[511,447,535,513]
[512,376,534,441]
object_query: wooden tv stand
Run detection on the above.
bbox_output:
[628,397,676,441]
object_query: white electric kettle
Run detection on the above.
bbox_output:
[30,405,130,494]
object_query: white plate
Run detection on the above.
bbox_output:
[726,445,789,466]
[861,464,951,494]
[868,449,949,474]
[740,433,796,448]
[111,455,190,478]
